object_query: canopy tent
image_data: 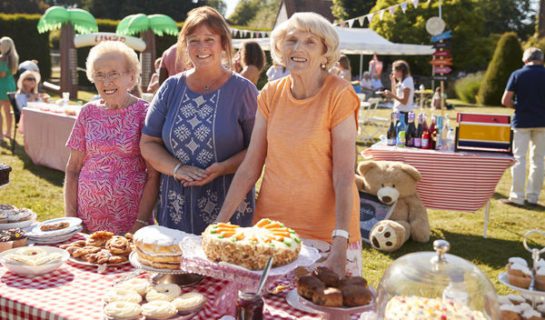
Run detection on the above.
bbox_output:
[233,27,434,56]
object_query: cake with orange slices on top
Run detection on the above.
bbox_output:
[201,218,301,270]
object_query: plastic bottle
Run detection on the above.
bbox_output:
[442,272,469,306]
[446,128,455,152]
[395,114,407,148]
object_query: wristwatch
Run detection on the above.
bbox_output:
[331,229,349,241]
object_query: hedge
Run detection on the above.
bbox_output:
[0,14,51,81]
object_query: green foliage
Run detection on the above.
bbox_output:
[246,0,280,29]
[81,0,199,21]
[228,0,261,26]
[454,72,483,103]
[477,32,522,106]
[370,0,533,75]
[0,14,51,80]
[331,0,376,22]
[205,0,227,16]
[0,0,47,14]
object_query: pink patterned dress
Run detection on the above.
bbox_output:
[66,100,149,234]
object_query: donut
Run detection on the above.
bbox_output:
[341,285,372,307]
[116,278,150,296]
[86,231,114,247]
[145,284,181,302]
[141,300,177,319]
[104,288,142,304]
[312,287,343,307]
[314,266,340,287]
[106,236,132,256]
[171,292,206,313]
[104,301,142,320]
[297,275,325,301]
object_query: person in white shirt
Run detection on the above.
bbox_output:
[383,60,415,122]
[265,62,289,82]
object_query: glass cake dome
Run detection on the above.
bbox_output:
[375,240,499,320]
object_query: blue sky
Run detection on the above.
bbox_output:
[225,0,240,17]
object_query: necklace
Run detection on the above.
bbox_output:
[195,70,230,93]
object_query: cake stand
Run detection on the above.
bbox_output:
[498,229,545,307]
[286,289,376,320]
[179,235,321,315]
[128,252,203,287]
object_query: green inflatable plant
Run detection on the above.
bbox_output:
[116,14,178,37]
[37,6,98,34]
[477,32,522,106]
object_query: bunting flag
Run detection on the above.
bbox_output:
[333,0,432,27]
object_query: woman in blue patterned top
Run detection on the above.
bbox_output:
[140,6,257,234]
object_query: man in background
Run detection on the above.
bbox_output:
[501,47,545,207]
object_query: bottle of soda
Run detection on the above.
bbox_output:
[435,116,444,150]
[414,113,426,148]
[396,113,407,147]
[421,128,430,149]
[429,115,437,150]
[406,112,417,147]
[387,112,397,146]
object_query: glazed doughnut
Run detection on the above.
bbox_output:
[145,283,182,302]
[116,278,150,296]
[171,292,206,313]
[104,288,142,304]
[104,301,142,320]
[141,300,177,319]
[106,236,132,256]
[86,231,114,247]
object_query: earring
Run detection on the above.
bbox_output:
[320,63,326,70]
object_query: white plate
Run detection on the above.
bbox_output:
[28,217,82,238]
[28,229,81,244]
[68,256,130,268]
[498,272,545,297]
[180,235,321,276]
[0,213,37,230]
[0,246,69,277]
[285,289,320,314]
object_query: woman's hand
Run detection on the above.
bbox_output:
[183,162,225,187]
[175,165,208,183]
[383,89,394,99]
[321,242,347,279]
[389,72,396,83]
[129,221,146,234]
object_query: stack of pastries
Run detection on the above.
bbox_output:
[202,218,301,270]
[133,225,187,270]
[499,294,545,320]
[60,231,132,264]
[296,267,373,308]
[506,257,533,289]
[103,277,207,320]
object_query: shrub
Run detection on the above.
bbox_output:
[477,32,522,106]
[454,72,484,103]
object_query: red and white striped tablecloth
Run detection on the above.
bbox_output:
[362,145,515,212]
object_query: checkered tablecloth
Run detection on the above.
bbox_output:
[0,236,363,320]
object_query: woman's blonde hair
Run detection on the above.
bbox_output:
[270,12,339,70]
[17,70,40,94]
[86,41,141,83]
[0,37,19,75]
[177,6,233,69]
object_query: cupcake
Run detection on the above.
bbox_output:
[508,257,528,268]
[522,309,544,320]
[6,228,27,248]
[507,294,527,305]
[535,267,545,291]
[500,304,522,320]
[0,231,13,253]
[508,264,533,289]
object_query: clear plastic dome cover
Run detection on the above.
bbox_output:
[375,240,499,319]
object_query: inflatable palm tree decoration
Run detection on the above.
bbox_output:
[38,6,98,99]
[117,14,178,89]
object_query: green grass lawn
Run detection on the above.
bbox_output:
[0,102,544,295]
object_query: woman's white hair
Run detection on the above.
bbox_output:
[86,41,141,82]
[17,70,40,93]
[270,12,340,70]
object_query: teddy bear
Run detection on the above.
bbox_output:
[355,160,430,252]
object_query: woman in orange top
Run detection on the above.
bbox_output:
[217,12,361,277]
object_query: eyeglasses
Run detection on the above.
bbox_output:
[24,78,36,82]
[93,71,126,82]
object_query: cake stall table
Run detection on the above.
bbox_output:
[0,234,346,320]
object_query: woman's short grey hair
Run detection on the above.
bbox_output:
[522,47,544,63]
[270,12,340,70]
[86,41,141,82]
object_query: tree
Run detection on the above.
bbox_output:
[477,32,522,106]
[331,0,376,23]
[228,0,261,26]
[0,0,47,13]
[539,0,545,38]
[82,0,199,20]
[205,0,227,16]
[247,0,280,29]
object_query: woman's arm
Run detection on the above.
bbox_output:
[140,134,207,183]
[64,150,86,217]
[216,112,268,222]
[130,162,160,233]
[183,149,247,187]
[240,65,260,85]
[323,115,357,277]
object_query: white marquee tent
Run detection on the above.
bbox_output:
[233,26,434,56]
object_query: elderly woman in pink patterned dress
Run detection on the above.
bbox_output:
[64,41,159,234]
